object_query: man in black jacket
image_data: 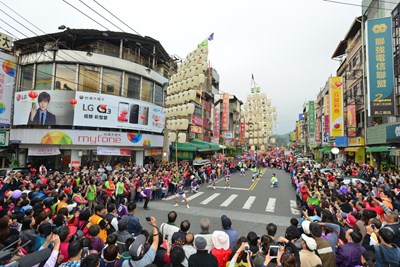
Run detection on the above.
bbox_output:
[188,236,218,267]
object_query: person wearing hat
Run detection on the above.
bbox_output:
[220,215,237,251]
[309,222,336,267]
[121,216,159,267]
[299,234,322,267]
[188,236,218,267]
[211,230,231,267]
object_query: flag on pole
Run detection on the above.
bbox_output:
[198,33,214,48]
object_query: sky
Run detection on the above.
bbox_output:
[0,0,361,134]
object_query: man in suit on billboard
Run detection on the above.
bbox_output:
[28,91,56,125]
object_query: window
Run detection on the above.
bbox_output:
[194,104,202,117]
[102,68,121,96]
[154,83,163,106]
[35,63,53,90]
[78,65,100,93]
[55,64,76,90]
[124,73,140,99]
[141,78,153,103]
[20,65,34,91]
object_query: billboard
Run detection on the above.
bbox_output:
[10,128,163,147]
[308,101,315,133]
[73,92,165,133]
[347,104,357,137]
[222,93,229,131]
[329,77,344,137]
[13,90,75,126]
[0,52,15,127]
[213,106,220,138]
[366,17,395,116]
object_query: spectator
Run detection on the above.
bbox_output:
[172,220,190,246]
[211,230,231,267]
[100,244,120,267]
[194,217,213,252]
[90,204,109,242]
[220,215,238,251]
[81,254,100,267]
[335,229,365,267]
[188,236,218,267]
[309,222,336,267]
[88,224,105,253]
[59,239,83,267]
[299,234,321,267]
[116,216,132,253]
[182,232,196,267]
[124,202,143,236]
[160,211,180,244]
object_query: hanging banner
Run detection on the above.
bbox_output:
[239,122,245,141]
[329,77,344,137]
[308,101,315,133]
[222,93,229,130]
[0,52,15,127]
[213,106,220,138]
[366,17,395,116]
[347,103,357,137]
[322,115,330,145]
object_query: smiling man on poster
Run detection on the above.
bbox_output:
[28,91,56,125]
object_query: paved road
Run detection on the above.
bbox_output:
[134,167,300,238]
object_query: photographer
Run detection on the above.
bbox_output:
[227,241,252,267]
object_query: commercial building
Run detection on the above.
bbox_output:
[11,29,173,170]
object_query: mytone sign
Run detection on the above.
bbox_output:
[74,92,165,133]
[10,128,163,147]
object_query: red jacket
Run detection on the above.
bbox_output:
[211,248,231,267]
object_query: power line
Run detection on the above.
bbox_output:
[0,17,28,38]
[322,0,394,11]
[92,0,142,36]
[0,8,37,36]
[0,25,18,40]
[62,0,110,30]
[78,0,125,32]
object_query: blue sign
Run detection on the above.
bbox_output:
[386,123,400,143]
[335,136,348,147]
[366,17,395,116]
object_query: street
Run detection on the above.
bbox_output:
[133,167,300,238]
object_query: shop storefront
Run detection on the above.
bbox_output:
[11,128,163,170]
[385,123,400,169]
[345,137,365,165]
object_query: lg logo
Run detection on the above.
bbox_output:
[395,126,400,137]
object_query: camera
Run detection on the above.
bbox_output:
[244,245,250,252]
[146,217,151,222]
[371,224,375,230]
[269,245,279,258]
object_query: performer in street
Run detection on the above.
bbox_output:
[173,181,190,208]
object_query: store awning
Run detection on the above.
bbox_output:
[344,147,362,152]
[366,146,390,153]
[172,143,198,152]
[190,139,220,151]
[319,147,332,152]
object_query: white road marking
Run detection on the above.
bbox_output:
[200,193,220,205]
[265,198,276,212]
[187,192,204,201]
[220,194,238,207]
[290,200,301,215]
[242,196,256,209]
[207,185,249,191]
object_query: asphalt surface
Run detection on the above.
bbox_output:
[133,167,300,238]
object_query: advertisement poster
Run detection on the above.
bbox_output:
[13,90,75,126]
[214,106,220,138]
[0,52,15,127]
[222,93,229,131]
[366,17,395,116]
[239,122,245,141]
[10,128,163,147]
[329,77,344,137]
[73,92,165,133]
[308,101,315,133]
[347,104,357,137]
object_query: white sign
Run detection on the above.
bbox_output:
[0,52,15,127]
[10,128,163,147]
[28,147,61,156]
[97,147,131,156]
[73,92,165,133]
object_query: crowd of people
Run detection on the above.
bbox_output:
[0,153,399,267]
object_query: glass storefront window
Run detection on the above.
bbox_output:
[124,73,140,99]
[20,65,34,91]
[35,63,53,90]
[141,78,154,103]
[78,65,100,93]
[55,64,77,90]
[154,83,163,106]
[102,68,121,96]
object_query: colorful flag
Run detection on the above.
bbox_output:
[208,33,214,41]
[198,33,214,48]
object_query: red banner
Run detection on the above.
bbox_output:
[191,115,203,126]
[222,93,229,130]
[214,107,220,138]
[239,122,245,140]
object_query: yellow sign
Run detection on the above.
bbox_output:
[329,77,344,137]
[355,148,365,165]
[348,137,365,146]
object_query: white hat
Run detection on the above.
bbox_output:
[212,230,230,250]
[301,234,317,250]
[302,220,311,235]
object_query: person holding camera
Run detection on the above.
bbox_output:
[226,241,252,267]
